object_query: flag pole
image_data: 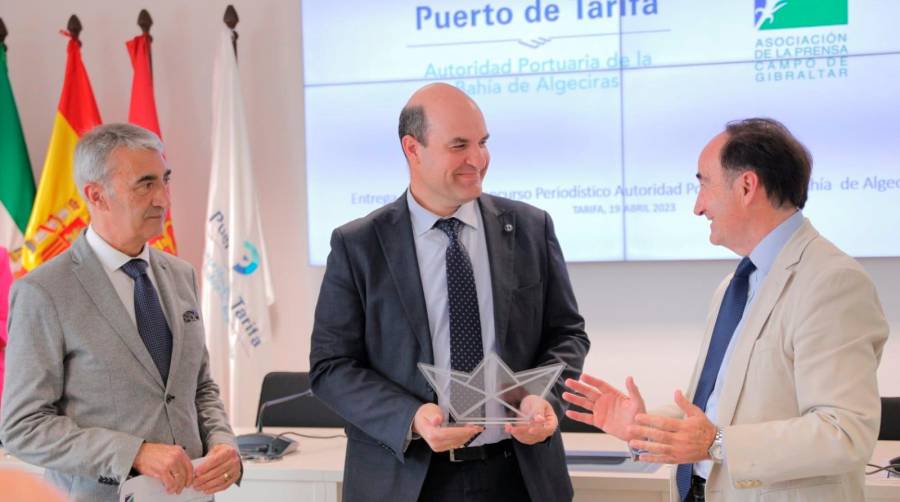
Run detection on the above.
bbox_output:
[67,15,82,47]
[137,10,153,77]
[224,5,238,59]
[137,9,153,37]
[0,17,8,52]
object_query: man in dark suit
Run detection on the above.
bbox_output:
[310,83,590,501]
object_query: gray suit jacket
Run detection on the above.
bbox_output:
[0,234,237,502]
[310,193,590,502]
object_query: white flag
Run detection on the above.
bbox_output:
[202,26,274,428]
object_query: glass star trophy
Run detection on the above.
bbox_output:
[418,354,565,425]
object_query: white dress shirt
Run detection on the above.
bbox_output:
[407,190,508,446]
[85,226,170,327]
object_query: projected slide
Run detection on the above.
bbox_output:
[302,0,900,264]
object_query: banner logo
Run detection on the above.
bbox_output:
[233,240,260,275]
[755,0,848,30]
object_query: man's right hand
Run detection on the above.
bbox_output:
[562,374,646,440]
[132,442,194,494]
[412,403,483,452]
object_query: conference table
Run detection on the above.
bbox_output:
[2,429,898,501]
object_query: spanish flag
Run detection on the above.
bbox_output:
[21,33,101,271]
[127,31,177,255]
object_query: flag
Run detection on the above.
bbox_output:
[1,38,35,411]
[202,26,274,427]
[127,32,177,255]
[0,246,12,408]
[21,34,101,271]
[0,43,35,254]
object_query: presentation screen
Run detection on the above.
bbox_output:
[302,0,899,265]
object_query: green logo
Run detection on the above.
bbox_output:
[755,0,848,30]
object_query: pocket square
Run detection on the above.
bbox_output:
[183,310,200,323]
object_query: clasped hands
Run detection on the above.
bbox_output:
[133,442,240,495]
[562,374,717,464]
[413,395,557,452]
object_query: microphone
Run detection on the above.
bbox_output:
[255,389,312,432]
[236,389,313,459]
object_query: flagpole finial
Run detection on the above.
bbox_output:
[67,14,83,46]
[224,5,239,57]
[138,9,153,36]
[0,17,8,51]
[224,5,239,29]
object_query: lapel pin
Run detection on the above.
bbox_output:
[504,224,513,233]
[183,310,200,323]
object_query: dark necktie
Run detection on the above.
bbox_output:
[434,218,484,373]
[676,256,756,501]
[121,258,173,384]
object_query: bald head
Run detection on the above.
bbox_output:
[398,83,491,216]
[398,83,483,149]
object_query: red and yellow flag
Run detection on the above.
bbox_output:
[21,34,101,272]
[127,32,177,254]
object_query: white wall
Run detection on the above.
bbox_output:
[4,0,897,427]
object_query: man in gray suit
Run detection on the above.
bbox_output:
[0,123,241,501]
[310,83,590,501]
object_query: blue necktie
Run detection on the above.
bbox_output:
[676,257,756,501]
[434,218,484,373]
[121,258,173,384]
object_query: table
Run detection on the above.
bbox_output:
[2,431,898,502]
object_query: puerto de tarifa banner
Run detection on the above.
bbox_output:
[301,0,899,263]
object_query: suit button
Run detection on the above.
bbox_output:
[165,394,175,403]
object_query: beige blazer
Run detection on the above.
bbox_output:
[671,219,888,502]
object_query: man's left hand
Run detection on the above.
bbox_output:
[505,395,558,445]
[191,444,241,495]
[627,390,717,464]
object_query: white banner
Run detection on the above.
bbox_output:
[202,26,275,428]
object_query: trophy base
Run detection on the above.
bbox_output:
[446,419,535,426]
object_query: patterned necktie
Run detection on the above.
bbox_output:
[676,256,756,501]
[121,258,173,384]
[434,218,484,373]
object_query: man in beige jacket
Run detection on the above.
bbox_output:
[564,118,888,502]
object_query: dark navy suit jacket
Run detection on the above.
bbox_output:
[310,193,590,502]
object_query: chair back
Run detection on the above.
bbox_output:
[880,397,900,441]
[256,371,346,428]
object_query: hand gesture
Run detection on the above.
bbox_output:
[628,390,717,464]
[563,374,646,440]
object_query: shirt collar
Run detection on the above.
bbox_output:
[86,226,151,274]
[748,210,804,277]
[406,189,480,237]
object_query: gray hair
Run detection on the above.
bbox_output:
[74,123,164,192]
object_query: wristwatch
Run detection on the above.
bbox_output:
[708,426,725,463]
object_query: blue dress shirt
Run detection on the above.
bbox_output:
[694,210,804,479]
